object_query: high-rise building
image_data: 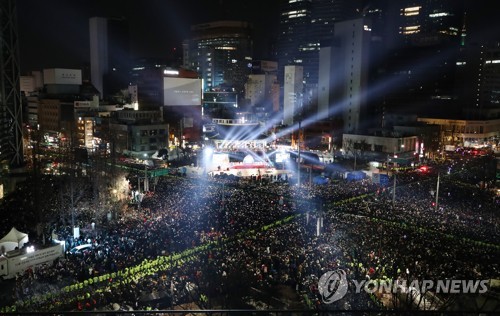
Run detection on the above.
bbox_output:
[129,58,170,108]
[89,16,131,99]
[276,0,363,136]
[283,65,304,126]
[129,59,202,144]
[109,109,169,159]
[276,0,362,87]
[454,5,500,121]
[183,21,253,95]
[318,18,371,134]
[0,0,23,167]
[276,0,313,86]
[245,74,279,112]
[396,0,464,48]
[459,46,500,120]
[367,0,466,125]
[245,60,279,113]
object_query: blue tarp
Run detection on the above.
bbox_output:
[379,174,390,186]
[313,175,329,185]
[346,171,366,181]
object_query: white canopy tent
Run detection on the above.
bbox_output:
[0,227,29,254]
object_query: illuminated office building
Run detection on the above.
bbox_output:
[457,46,500,120]
[366,0,466,125]
[396,0,463,47]
[276,0,361,87]
[318,18,371,134]
[183,21,253,95]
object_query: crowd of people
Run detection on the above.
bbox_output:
[0,155,498,313]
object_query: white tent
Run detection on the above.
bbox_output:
[0,227,29,254]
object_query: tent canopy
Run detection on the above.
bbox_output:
[0,227,29,253]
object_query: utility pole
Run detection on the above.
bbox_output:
[309,166,312,185]
[220,182,225,232]
[297,120,301,187]
[137,174,141,193]
[316,204,323,237]
[180,116,184,149]
[177,116,183,160]
[435,172,440,210]
[330,136,335,163]
[392,171,396,206]
[354,150,357,171]
[137,192,144,212]
[144,163,149,192]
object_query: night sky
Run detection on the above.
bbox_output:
[15,0,498,75]
[16,0,281,74]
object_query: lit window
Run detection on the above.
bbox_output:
[403,6,421,16]
[429,12,450,18]
[401,25,420,34]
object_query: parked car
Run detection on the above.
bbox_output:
[69,244,93,256]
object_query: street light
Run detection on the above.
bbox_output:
[435,172,440,211]
[392,169,397,206]
[143,153,149,192]
[137,192,144,211]
[297,120,301,187]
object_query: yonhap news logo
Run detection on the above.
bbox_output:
[318,269,490,304]
[318,269,349,303]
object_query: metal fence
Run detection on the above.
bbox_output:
[3,309,499,316]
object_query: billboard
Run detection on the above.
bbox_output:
[372,173,390,186]
[252,60,278,73]
[74,101,94,108]
[163,77,202,106]
[43,68,82,85]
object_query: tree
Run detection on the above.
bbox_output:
[56,171,90,228]
[353,139,370,159]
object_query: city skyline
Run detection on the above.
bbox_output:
[16,1,498,76]
[12,0,500,155]
[16,0,281,73]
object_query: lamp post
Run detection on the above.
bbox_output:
[220,182,225,233]
[392,170,396,206]
[354,149,358,171]
[143,153,149,192]
[316,202,323,237]
[297,120,301,187]
[137,192,144,211]
[143,163,149,192]
[435,172,440,211]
